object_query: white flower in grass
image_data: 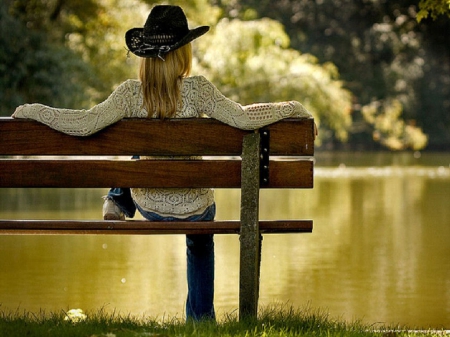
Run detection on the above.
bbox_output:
[64,308,87,322]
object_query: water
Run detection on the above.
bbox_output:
[0,152,449,328]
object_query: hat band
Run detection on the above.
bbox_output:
[135,44,171,61]
[145,34,177,45]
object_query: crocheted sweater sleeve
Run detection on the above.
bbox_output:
[11,80,140,136]
[194,76,312,130]
[12,76,313,135]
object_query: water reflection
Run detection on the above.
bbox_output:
[0,153,449,328]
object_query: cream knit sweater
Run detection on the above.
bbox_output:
[13,76,312,217]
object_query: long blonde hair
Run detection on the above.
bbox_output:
[139,43,192,118]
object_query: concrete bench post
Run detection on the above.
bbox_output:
[239,132,262,319]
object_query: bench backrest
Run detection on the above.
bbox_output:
[0,117,315,189]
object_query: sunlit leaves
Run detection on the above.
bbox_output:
[362,99,428,150]
[231,0,448,149]
[3,0,147,111]
[194,17,352,143]
[63,0,148,103]
[417,0,450,22]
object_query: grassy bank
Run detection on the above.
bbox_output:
[0,305,446,337]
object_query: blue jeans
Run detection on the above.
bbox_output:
[107,188,216,321]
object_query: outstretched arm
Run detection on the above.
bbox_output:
[12,81,136,136]
[196,76,313,130]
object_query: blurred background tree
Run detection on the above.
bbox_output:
[1,0,448,150]
[192,17,352,144]
[1,0,141,111]
[1,0,91,111]
[221,0,449,150]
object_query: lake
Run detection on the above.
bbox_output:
[0,151,449,328]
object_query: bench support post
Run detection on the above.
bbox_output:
[239,132,262,320]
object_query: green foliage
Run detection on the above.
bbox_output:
[417,0,450,22]
[362,99,428,150]
[0,1,92,114]
[231,0,449,150]
[193,17,352,144]
[8,0,102,35]
[62,0,143,103]
[1,0,140,115]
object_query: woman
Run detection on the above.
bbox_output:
[13,5,315,321]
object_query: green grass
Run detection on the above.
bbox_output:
[0,305,447,337]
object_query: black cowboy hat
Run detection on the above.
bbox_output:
[125,5,209,59]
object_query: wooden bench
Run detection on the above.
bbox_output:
[0,117,315,319]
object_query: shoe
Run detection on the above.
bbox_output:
[102,198,125,220]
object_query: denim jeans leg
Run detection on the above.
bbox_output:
[184,204,216,321]
[135,202,216,321]
[186,233,215,321]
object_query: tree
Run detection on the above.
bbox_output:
[417,0,450,21]
[228,0,447,150]
[362,99,428,150]
[2,0,142,115]
[0,1,91,114]
[192,17,352,144]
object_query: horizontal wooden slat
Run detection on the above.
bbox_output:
[269,160,314,188]
[0,117,314,156]
[0,220,313,235]
[0,159,313,188]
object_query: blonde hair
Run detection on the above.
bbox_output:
[139,43,192,118]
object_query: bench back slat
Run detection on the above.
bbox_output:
[0,117,314,156]
[0,159,313,188]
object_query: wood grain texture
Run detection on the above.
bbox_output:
[0,159,313,188]
[0,117,314,156]
[0,220,313,235]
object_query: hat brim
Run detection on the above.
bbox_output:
[125,26,209,58]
